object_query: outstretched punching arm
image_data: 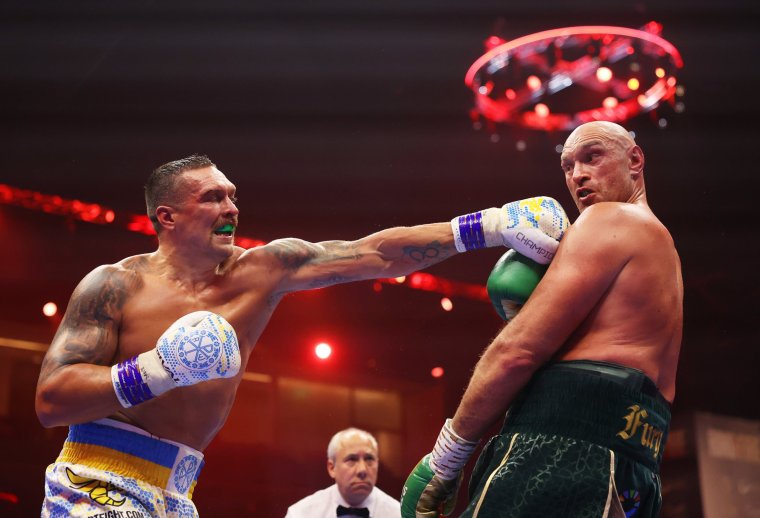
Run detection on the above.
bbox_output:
[259,196,568,294]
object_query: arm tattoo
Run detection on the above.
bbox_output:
[40,266,142,380]
[268,239,362,271]
[307,274,355,289]
[403,240,448,266]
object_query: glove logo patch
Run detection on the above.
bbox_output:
[177,329,222,370]
[173,455,199,494]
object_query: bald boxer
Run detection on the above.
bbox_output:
[35,154,569,517]
[402,122,683,518]
[286,428,400,518]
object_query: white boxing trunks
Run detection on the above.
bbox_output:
[42,418,204,518]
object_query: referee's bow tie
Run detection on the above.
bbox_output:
[336,504,369,517]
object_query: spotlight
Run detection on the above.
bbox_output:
[42,302,57,317]
[314,342,332,360]
[596,67,613,82]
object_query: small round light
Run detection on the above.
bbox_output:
[655,67,666,78]
[627,78,640,90]
[526,75,542,91]
[431,367,444,378]
[596,67,612,82]
[504,88,517,100]
[602,96,619,109]
[315,343,332,360]
[534,103,550,118]
[478,81,494,95]
[516,140,527,151]
[440,297,453,311]
[43,302,58,317]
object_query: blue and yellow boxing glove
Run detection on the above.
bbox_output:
[487,249,548,321]
[111,311,240,408]
[451,196,568,264]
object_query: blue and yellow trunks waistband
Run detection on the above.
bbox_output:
[501,360,671,472]
[56,418,205,498]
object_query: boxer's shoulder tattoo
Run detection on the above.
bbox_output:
[40,266,142,377]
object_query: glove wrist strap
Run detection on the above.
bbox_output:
[111,351,174,408]
[451,208,501,252]
[429,418,479,480]
[111,356,155,408]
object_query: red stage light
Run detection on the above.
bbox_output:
[534,103,550,118]
[0,491,19,504]
[485,35,506,50]
[431,367,444,378]
[465,23,684,131]
[315,342,332,360]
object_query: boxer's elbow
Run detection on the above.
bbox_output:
[35,383,68,428]
[487,336,548,380]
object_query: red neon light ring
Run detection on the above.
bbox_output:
[465,24,684,131]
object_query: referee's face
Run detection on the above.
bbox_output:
[328,436,379,506]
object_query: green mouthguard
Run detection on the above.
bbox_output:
[215,224,235,232]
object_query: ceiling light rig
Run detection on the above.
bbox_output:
[465,22,684,134]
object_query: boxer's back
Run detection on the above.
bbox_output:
[557,203,683,401]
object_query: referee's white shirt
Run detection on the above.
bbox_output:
[285,483,401,518]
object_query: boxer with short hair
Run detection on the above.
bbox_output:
[35,154,569,517]
[402,121,683,517]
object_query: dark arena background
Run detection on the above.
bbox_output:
[1,1,758,516]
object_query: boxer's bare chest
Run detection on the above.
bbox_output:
[116,264,278,362]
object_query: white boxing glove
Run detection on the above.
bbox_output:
[111,311,240,408]
[451,196,569,264]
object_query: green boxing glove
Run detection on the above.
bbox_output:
[400,455,460,518]
[401,419,478,518]
[487,249,548,321]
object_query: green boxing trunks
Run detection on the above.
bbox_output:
[462,360,671,518]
